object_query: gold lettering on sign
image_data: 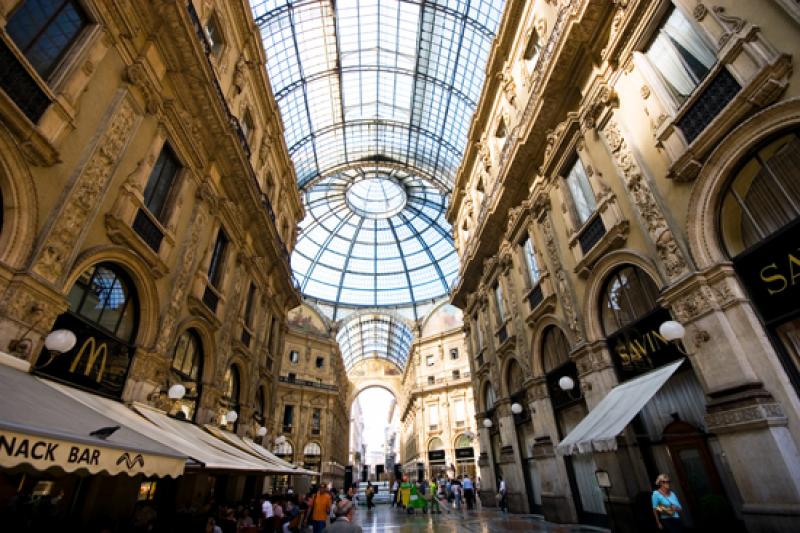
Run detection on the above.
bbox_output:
[69,337,108,383]
[759,252,800,295]
[614,330,672,368]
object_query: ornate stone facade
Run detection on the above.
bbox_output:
[448,0,800,530]
[0,0,301,446]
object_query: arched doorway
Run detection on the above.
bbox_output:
[543,326,606,525]
[350,385,398,483]
[506,358,540,514]
[598,264,733,529]
[303,441,322,474]
[718,129,800,395]
[36,263,139,398]
[427,437,446,480]
[453,433,476,479]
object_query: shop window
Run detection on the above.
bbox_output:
[38,263,138,397]
[133,144,181,252]
[564,157,597,226]
[600,266,660,335]
[289,350,299,364]
[137,481,157,501]
[720,131,800,393]
[7,0,90,78]
[642,7,716,107]
[170,329,203,420]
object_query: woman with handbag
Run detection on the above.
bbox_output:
[652,474,684,532]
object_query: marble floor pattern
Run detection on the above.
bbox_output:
[348,504,609,532]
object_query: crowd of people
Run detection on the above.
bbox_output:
[388,473,484,515]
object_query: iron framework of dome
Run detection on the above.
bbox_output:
[251,0,504,370]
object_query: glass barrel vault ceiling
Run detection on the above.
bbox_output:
[337,313,414,372]
[250,0,505,322]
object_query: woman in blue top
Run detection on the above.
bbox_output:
[652,474,683,532]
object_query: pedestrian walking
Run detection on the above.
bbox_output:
[391,479,399,507]
[451,477,463,511]
[462,474,475,510]
[497,476,508,513]
[365,482,375,510]
[305,485,332,533]
[652,474,684,532]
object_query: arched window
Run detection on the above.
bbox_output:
[719,130,800,394]
[600,266,660,335]
[67,263,138,342]
[304,442,321,456]
[483,382,497,411]
[720,131,800,257]
[454,434,472,449]
[38,263,139,397]
[273,440,293,458]
[222,365,241,430]
[171,330,203,420]
[542,327,571,375]
[428,437,445,451]
[505,358,525,396]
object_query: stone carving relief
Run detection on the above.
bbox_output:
[32,95,139,285]
[540,211,583,342]
[712,6,746,47]
[602,120,689,281]
[154,193,209,355]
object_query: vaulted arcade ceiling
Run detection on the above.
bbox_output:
[250,0,505,367]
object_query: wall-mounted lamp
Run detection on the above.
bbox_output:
[32,329,77,369]
[558,376,575,392]
[658,320,685,342]
[482,418,493,428]
[256,426,267,437]
[511,402,523,415]
[168,384,186,400]
[226,410,239,424]
[274,435,287,446]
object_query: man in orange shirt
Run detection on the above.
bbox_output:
[309,485,332,533]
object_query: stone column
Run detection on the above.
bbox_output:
[494,399,528,513]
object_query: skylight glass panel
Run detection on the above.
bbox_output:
[253,0,505,321]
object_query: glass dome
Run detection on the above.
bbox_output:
[292,165,459,314]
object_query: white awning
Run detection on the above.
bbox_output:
[132,405,291,473]
[203,425,309,475]
[556,359,685,456]
[0,355,185,478]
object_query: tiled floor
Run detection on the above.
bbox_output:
[350,504,609,532]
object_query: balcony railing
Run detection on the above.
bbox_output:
[578,215,606,254]
[677,68,740,143]
[279,375,337,391]
[527,284,544,310]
